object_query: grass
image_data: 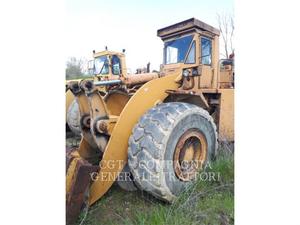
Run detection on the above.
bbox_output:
[76,146,234,225]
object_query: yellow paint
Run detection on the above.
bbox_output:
[66,151,80,195]
[105,92,130,116]
[183,147,194,161]
[66,89,75,120]
[218,89,234,141]
[76,91,99,157]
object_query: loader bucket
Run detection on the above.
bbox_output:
[66,149,98,225]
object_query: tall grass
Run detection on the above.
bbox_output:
[126,148,234,225]
[77,145,234,225]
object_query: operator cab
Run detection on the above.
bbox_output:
[88,50,126,79]
[158,18,220,89]
[163,34,212,66]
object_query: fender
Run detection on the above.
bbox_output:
[89,73,180,205]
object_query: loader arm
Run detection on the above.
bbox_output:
[89,73,180,205]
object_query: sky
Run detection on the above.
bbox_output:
[65,0,233,72]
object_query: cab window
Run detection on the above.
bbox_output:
[201,37,212,65]
[164,35,193,64]
[111,55,121,75]
[185,41,195,64]
[94,56,109,75]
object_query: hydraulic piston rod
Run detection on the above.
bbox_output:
[94,80,122,86]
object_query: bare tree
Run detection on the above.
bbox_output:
[217,13,234,59]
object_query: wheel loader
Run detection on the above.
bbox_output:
[66,49,157,135]
[66,17,234,224]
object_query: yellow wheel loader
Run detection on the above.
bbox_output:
[66,18,234,224]
[66,49,157,136]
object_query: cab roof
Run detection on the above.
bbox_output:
[157,18,220,40]
[93,50,124,58]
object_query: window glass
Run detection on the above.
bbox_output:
[201,37,212,65]
[94,56,109,75]
[111,55,121,75]
[185,41,195,64]
[88,60,94,75]
[164,35,193,64]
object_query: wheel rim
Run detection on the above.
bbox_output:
[173,129,207,181]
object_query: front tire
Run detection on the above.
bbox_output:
[117,164,138,192]
[128,102,218,202]
[66,99,81,136]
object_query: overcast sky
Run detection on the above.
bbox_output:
[66,0,233,72]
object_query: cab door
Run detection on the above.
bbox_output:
[111,55,121,76]
[199,37,213,88]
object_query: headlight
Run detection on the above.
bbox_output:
[182,69,189,77]
[192,68,198,76]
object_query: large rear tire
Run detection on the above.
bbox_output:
[128,102,218,202]
[117,164,138,192]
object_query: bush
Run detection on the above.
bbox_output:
[66,57,84,80]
